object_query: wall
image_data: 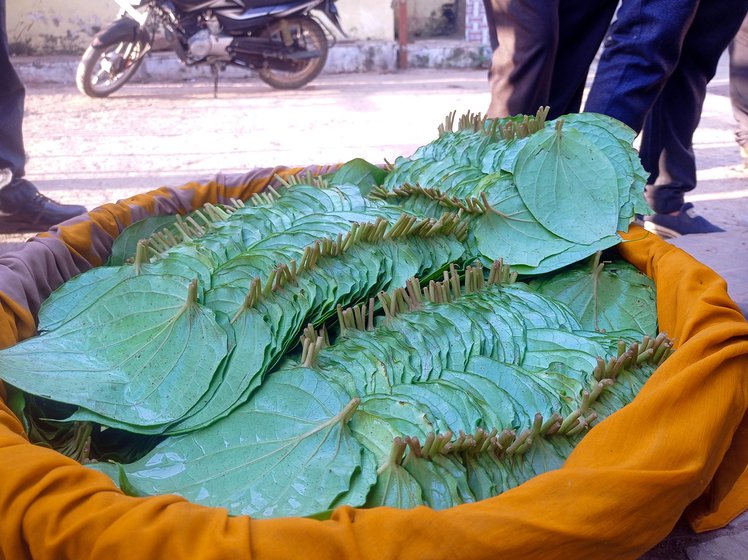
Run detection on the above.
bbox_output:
[337,0,393,41]
[395,0,461,39]
[7,0,113,54]
[6,0,394,55]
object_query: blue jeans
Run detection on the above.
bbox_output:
[0,0,28,178]
[586,0,748,214]
[730,12,748,149]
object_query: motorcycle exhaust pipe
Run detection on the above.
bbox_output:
[229,38,321,61]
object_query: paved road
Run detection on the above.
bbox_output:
[2,60,747,559]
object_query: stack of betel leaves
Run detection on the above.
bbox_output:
[0,110,671,518]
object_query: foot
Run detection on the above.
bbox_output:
[642,203,725,239]
[0,177,87,233]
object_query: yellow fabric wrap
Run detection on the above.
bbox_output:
[0,171,745,559]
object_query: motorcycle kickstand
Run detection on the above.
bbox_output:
[210,63,223,98]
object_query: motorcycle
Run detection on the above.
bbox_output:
[76,0,345,97]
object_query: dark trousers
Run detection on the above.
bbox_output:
[482,0,618,119]
[730,12,748,149]
[0,0,27,178]
[586,0,748,214]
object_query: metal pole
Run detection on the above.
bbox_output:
[398,0,408,69]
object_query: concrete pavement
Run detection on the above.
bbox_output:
[2,46,747,559]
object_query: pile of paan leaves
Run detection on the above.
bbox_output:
[0,109,671,518]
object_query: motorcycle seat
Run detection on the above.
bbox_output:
[173,1,317,14]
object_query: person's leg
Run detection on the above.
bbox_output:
[585,0,699,134]
[729,11,748,159]
[485,0,561,118]
[0,0,87,230]
[641,0,748,217]
[0,0,27,177]
[484,0,615,118]
[548,0,618,115]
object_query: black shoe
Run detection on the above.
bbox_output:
[642,203,725,239]
[0,178,87,233]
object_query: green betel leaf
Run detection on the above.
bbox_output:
[470,193,572,268]
[330,158,388,195]
[348,395,434,463]
[0,276,227,427]
[112,367,368,519]
[468,181,621,275]
[402,448,475,509]
[522,328,605,373]
[109,215,178,265]
[438,369,520,432]
[390,382,485,435]
[330,449,379,509]
[364,437,423,509]
[513,125,620,245]
[464,356,557,428]
[39,247,213,335]
[3,385,29,434]
[562,120,633,224]
[462,452,499,501]
[530,256,658,337]
[366,459,424,509]
[167,298,299,434]
[38,266,133,333]
[558,113,650,230]
[508,234,621,277]
[561,112,636,144]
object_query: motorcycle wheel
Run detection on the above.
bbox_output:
[76,39,148,98]
[257,17,328,90]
